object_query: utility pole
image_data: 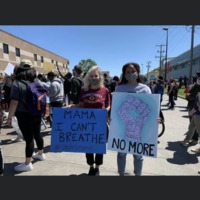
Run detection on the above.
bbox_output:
[155,44,165,76]
[163,28,168,81]
[146,61,151,82]
[189,25,195,84]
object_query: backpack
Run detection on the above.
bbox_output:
[154,83,164,102]
[73,76,84,87]
[21,81,48,116]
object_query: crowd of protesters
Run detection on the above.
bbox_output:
[1,59,200,176]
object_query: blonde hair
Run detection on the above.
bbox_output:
[83,66,104,90]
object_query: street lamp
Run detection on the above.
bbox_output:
[163,28,168,81]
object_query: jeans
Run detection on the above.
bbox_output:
[185,114,200,142]
[117,152,144,176]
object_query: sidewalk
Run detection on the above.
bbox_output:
[1,94,200,176]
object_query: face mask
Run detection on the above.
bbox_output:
[125,72,138,82]
[89,79,100,86]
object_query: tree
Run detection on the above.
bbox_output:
[78,59,97,74]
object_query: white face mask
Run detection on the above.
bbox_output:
[125,72,138,82]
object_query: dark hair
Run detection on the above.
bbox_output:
[113,76,120,82]
[47,71,56,80]
[66,72,72,79]
[38,73,47,82]
[16,67,36,82]
[73,65,82,75]
[119,62,141,85]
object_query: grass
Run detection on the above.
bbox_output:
[178,86,187,98]
[164,86,186,99]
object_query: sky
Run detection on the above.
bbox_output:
[1,25,200,77]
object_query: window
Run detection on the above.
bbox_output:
[3,43,9,54]
[34,54,37,61]
[56,61,58,66]
[41,56,43,63]
[52,59,54,63]
[16,48,20,57]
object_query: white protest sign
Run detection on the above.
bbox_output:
[4,63,15,76]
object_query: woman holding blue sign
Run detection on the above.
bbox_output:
[115,62,152,176]
[67,66,111,176]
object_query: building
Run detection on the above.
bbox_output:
[147,43,200,83]
[167,44,200,80]
[150,44,200,82]
[0,29,69,75]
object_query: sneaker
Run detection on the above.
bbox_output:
[14,162,33,172]
[88,166,95,176]
[119,172,131,176]
[94,168,100,176]
[32,152,45,161]
[189,140,198,145]
[10,136,23,143]
[179,140,189,147]
[191,147,200,153]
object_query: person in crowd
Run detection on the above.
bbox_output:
[9,66,24,143]
[110,76,120,94]
[114,62,152,176]
[180,92,200,152]
[179,76,183,89]
[183,75,188,88]
[57,66,72,106]
[36,73,50,90]
[185,72,200,145]
[7,59,45,172]
[149,80,156,92]
[152,75,165,102]
[2,73,13,108]
[167,79,176,110]
[70,65,83,104]
[108,75,120,121]
[103,73,111,91]
[67,66,111,176]
[173,80,179,100]
[152,75,165,121]
[47,71,64,127]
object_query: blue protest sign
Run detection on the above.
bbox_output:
[50,108,107,154]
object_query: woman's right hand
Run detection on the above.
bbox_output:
[7,117,12,127]
[65,104,75,108]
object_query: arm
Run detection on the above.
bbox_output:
[66,101,84,108]
[7,100,19,126]
[57,66,65,79]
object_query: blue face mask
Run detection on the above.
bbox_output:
[125,72,138,82]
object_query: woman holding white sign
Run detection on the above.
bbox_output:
[67,66,111,176]
[114,62,151,176]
